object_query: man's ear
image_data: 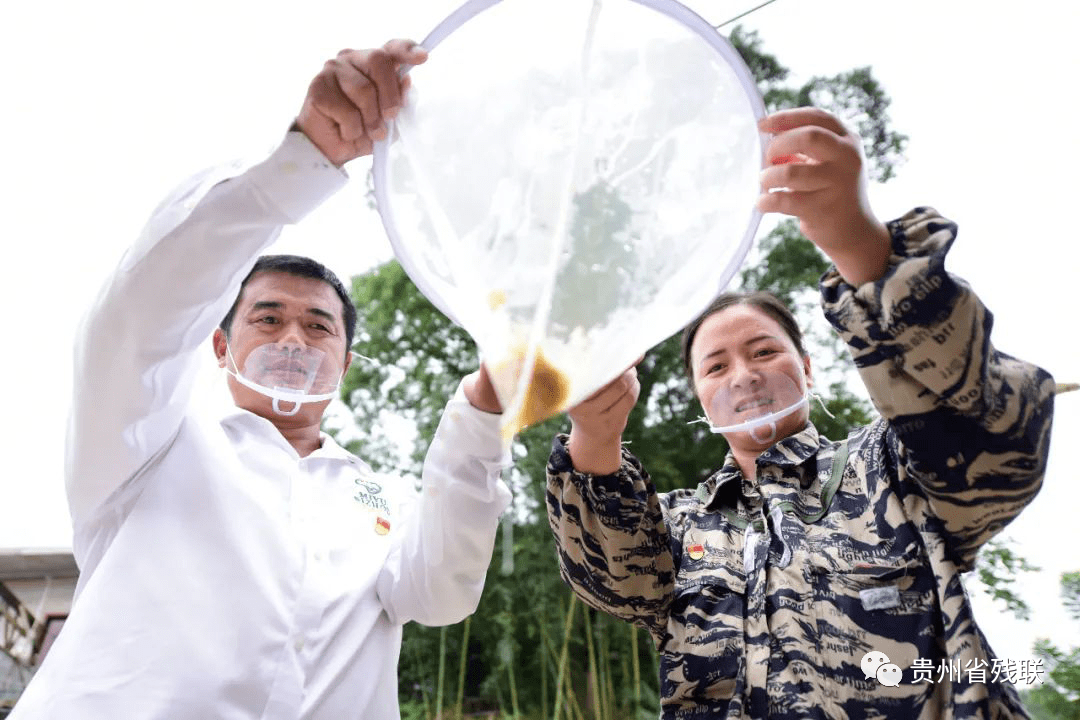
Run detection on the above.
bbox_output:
[803,353,813,390]
[213,328,227,368]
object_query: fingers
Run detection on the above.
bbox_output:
[382,38,429,65]
[312,56,377,142]
[463,365,502,414]
[601,369,640,416]
[574,368,639,417]
[756,186,828,217]
[759,161,831,194]
[356,51,402,122]
[763,124,859,168]
[339,39,428,123]
[297,39,427,166]
[758,107,848,137]
[321,47,402,141]
[755,107,864,219]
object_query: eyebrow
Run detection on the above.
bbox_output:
[697,334,781,368]
[249,301,339,327]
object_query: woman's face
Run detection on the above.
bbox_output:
[689,303,813,451]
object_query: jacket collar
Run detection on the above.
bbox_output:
[695,423,822,509]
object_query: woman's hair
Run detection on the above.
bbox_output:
[680,291,806,385]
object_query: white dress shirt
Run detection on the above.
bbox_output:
[12,132,512,719]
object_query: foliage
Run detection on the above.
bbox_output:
[727,27,908,182]
[970,540,1041,621]
[1064,572,1080,622]
[1019,573,1080,719]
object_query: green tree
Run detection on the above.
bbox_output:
[1019,572,1080,719]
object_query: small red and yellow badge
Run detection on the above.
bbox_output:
[375,517,391,535]
[687,543,705,561]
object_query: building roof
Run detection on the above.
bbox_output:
[0,549,78,581]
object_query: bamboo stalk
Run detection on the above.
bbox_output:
[507,652,520,719]
[453,617,471,720]
[552,595,578,720]
[568,683,588,720]
[583,608,602,719]
[539,619,555,720]
[630,624,641,714]
[541,624,549,720]
[601,619,615,720]
[435,625,447,720]
[648,626,659,691]
[410,638,433,720]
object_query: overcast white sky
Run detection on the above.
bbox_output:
[1,0,1076,671]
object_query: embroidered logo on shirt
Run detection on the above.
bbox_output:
[375,516,391,535]
[687,543,705,561]
[355,478,383,495]
[354,476,390,514]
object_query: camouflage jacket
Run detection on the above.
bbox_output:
[546,208,1056,719]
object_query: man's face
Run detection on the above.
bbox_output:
[213,271,351,426]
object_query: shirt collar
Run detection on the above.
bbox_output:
[215,404,362,466]
[755,423,821,468]
[695,423,822,509]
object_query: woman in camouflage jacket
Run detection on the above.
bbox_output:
[546,107,1056,719]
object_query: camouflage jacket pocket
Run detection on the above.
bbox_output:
[805,540,939,682]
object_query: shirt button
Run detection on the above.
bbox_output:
[293,635,305,652]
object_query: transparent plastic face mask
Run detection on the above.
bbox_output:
[700,370,809,444]
[225,342,344,416]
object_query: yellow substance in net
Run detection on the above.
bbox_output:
[500,347,571,439]
[487,289,507,311]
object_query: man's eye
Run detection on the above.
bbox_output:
[754,348,776,358]
[258,316,279,324]
[310,323,331,332]
[708,363,726,374]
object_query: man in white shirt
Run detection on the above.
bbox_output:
[12,40,512,719]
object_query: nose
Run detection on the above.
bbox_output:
[730,360,761,390]
[277,321,306,351]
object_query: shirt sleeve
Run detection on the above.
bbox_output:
[376,381,513,626]
[66,132,347,529]
[545,434,675,643]
[820,207,1056,569]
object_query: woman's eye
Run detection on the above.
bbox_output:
[754,348,775,358]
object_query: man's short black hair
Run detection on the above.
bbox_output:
[220,255,356,355]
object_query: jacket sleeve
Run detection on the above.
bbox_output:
[376,381,513,626]
[821,207,1055,569]
[66,132,347,529]
[545,434,676,643]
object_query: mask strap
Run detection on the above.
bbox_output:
[349,350,377,364]
[811,391,836,420]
